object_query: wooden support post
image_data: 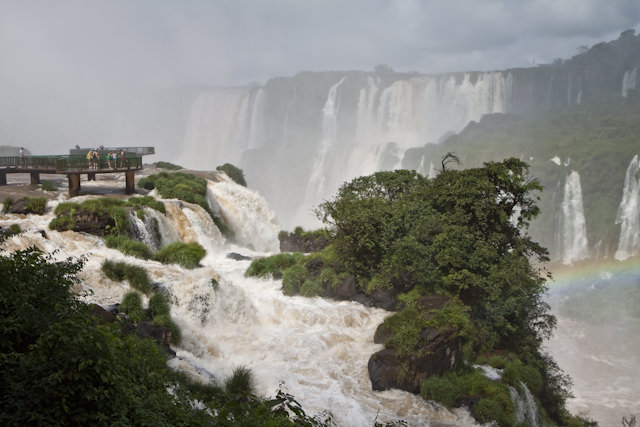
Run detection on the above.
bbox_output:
[88,172,96,181]
[125,171,135,194]
[30,172,40,185]
[0,171,6,186]
[68,174,81,197]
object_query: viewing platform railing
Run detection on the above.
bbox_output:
[0,153,143,172]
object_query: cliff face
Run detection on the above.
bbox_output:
[174,30,640,261]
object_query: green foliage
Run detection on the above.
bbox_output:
[210,277,219,290]
[245,252,305,279]
[502,359,544,395]
[225,366,256,398]
[153,241,206,269]
[148,292,170,317]
[138,171,233,238]
[1,197,13,213]
[300,277,324,297]
[102,259,151,294]
[104,235,153,260]
[2,197,47,214]
[152,314,181,345]
[127,195,166,214]
[24,197,47,214]
[120,291,145,323]
[217,163,247,186]
[0,243,333,426]
[8,224,21,235]
[420,369,515,425]
[282,264,309,296]
[40,180,57,191]
[155,161,183,170]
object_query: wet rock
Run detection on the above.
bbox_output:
[279,231,329,253]
[227,252,252,261]
[368,295,463,394]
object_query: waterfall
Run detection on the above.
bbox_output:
[304,77,347,206]
[622,68,637,97]
[179,87,259,170]
[206,177,279,253]
[615,155,640,260]
[178,71,512,229]
[508,382,541,427]
[558,170,589,264]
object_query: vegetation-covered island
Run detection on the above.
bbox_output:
[250,158,595,426]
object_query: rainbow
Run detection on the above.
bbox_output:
[546,256,640,295]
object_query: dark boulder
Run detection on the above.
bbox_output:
[227,252,252,261]
[89,303,117,323]
[368,294,464,394]
[279,231,329,253]
[72,208,115,235]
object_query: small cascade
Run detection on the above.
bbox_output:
[128,210,161,251]
[559,170,589,264]
[164,200,225,255]
[615,155,640,260]
[206,178,279,253]
[622,68,637,97]
[508,382,541,427]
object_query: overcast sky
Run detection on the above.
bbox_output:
[3,0,640,87]
[1,0,640,153]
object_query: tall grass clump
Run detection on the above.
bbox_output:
[216,163,247,187]
[224,366,256,399]
[154,242,206,269]
[152,314,181,345]
[148,292,170,318]
[40,180,57,191]
[245,252,305,279]
[120,291,145,323]
[101,259,151,294]
[104,235,153,260]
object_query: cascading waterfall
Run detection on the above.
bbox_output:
[622,68,637,97]
[558,170,589,264]
[615,155,640,260]
[304,77,347,206]
[179,71,512,229]
[206,176,280,253]
[508,382,541,427]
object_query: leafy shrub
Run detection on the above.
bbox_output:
[120,291,145,323]
[2,197,13,213]
[102,259,128,281]
[224,366,256,398]
[104,235,153,260]
[152,314,181,345]
[40,180,57,191]
[102,259,151,294]
[24,197,47,214]
[154,242,206,269]
[300,277,324,297]
[210,278,219,290]
[128,195,166,214]
[49,215,75,231]
[502,359,544,395]
[282,264,308,296]
[245,252,305,279]
[155,161,183,170]
[148,292,170,317]
[125,265,152,294]
[216,163,247,187]
[8,224,21,235]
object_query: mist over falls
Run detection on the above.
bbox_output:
[174,31,640,263]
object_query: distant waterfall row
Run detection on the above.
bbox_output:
[178,72,512,227]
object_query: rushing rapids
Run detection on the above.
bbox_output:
[1,171,638,426]
[0,174,476,426]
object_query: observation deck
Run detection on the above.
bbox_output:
[0,150,146,196]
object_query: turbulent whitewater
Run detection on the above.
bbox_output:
[0,174,477,426]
